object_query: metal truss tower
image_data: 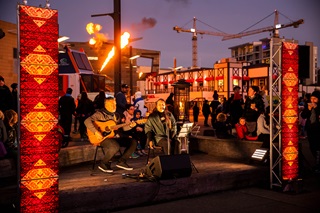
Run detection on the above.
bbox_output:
[269,37,283,188]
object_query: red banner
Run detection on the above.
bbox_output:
[19,5,59,212]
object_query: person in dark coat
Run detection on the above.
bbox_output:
[242,86,265,136]
[11,83,18,113]
[58,88,76,147]
[76,91,95,140]
[94,90,106,110]
[115,84,129,115]
[210,91,220,127]
[192,102,200,123]
[228,86,244,127]
[0,75,13,113]
[301,90,320,172]
[165,92,174,115]
[202,99,211,127]
[145,98,179,155]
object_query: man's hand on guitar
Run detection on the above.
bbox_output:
[149,141,154,149]
[94,131,103,141]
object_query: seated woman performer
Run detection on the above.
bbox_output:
[144,98,179,155]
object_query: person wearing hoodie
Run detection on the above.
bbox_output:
[133,91,147,117]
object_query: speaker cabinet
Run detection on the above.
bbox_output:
[146,154,192,179]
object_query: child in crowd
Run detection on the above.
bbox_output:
[235,117,258,141]
[131,110,147,155]
[235,117,248,140]
[214,113,234,139]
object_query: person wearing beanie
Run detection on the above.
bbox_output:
[0,75,13,112]
[133,91,147,117]
[301,90,320,173]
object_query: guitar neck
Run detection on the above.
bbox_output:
[110,123,130,130]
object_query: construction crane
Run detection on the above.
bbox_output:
[173,17,230,68]
[222,10,304,41]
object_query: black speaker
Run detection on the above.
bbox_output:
[146,154,192,180]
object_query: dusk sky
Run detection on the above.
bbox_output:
[1,0,319,69]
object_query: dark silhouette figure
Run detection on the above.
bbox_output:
[202,100,211,127]
[165,92,174,114]
[76,91,95,140]
[192,102,200,123]
[58,88,76,147]
[210,91,220,126]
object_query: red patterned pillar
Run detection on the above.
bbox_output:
[281,42,299,181]
[19,5,59,212]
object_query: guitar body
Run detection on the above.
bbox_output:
[87,120,117,145]
[87,119,148,145]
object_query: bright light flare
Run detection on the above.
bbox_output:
[89,38,96,45]
[139,72,143,78]
[99,32,131,72]
[86,23,102,35]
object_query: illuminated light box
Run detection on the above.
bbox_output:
[19,4,59,212]
[281,42,299,181]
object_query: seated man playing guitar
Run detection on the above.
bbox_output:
[84,96,137,173]
[144,98,179,155]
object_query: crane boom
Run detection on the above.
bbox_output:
[173,17,230,68]
[222,19,304,41]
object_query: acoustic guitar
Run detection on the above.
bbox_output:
[87,119,147,145]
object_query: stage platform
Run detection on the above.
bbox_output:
[59,152,268,212]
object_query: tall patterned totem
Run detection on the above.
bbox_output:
[281,42,299,181]
[19,5,59,212]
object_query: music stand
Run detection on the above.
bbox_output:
[177,122,199,173]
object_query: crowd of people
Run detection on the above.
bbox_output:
[196,85,320,173]
[2,72,320,174]
[0,76,19,161]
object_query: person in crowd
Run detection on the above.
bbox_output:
[115,84,129,115]
[76,91,95,141]
[165,92,174,114]
[0,75,13,113]
[214,112,234,139]
[73,93,81,134]
[93,90,106,110]
[85,96,137,173]
[242,86,265,136]
[256,107,271,148]
[192,102,199,123]
[298,104,307,139]
[145,98,179,155]
[122,104,140,158]
[58,88,76,147]
[301,90,320,173]
[202,99,211,127]
[259,85,269,111]
[3,110,18,160]
[11,83,18,113]
[134,91,147,117]
[0,110,8,158]
[131,109,148,155]
[210,91,220,127]
[227,86,244,127]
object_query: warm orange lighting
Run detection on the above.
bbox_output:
[139,72,143,78]
[99,32,131,72]
[89,38,96,45]
[86,22,102,35]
